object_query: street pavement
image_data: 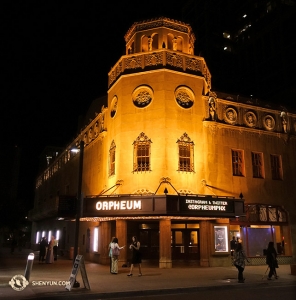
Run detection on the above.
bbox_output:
[0,247,295,299]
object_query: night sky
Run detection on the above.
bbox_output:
[2,1,296,209]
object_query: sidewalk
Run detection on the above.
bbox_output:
[0,247,295,299]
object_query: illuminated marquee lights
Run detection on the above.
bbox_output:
[185,199,228,211]
[96,200,142,211]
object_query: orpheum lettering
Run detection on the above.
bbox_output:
[96,200,142,211]
[188,205,226,211]
[185,199,228,211]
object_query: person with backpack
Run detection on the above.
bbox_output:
[234,243,250,283]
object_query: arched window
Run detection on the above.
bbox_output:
[109,140,116,176]
[133,132,152,172]
[177,133,194,172]
[142,35,149,52]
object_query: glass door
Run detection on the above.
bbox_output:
[171,229,199,260]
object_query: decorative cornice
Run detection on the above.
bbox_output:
[124,17,195,43]
[108,50,211,91]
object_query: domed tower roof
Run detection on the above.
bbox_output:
[124,17,196,55]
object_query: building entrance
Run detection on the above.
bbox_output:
[171,229,200,260]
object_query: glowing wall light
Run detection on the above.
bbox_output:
[36,231,40,244]
[93,227,99,252]
[48,230,52,241]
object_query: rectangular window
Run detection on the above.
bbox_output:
[252,152,264,178]
[270,154,282,180]
[109,146,116,176]
[232,150,244,176]
[179,144,192,172]
[135,143,150,171]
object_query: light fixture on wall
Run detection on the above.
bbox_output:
[164,188,168,194]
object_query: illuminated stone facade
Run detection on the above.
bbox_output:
[30,17,296,268]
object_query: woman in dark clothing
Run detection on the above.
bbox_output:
[234,243,250,283]
[266,241,278,280]
[39,237,48,263]
[127,236,142,276]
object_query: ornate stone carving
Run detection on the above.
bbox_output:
[244,111,257,128]
[132,85,153,108]
[166,52,183,68]
[175,86,194,109]
[263,115,275,131]
[185,57,201,72]
[145,53,162,66]
[124,17,195,43]
[224,107,237,125]
[208,93,217,121]
[125,56,142,69]
[110,96,118,118]
[280,111,288,133]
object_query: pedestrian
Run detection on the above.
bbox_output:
[127,236,142,277]
[39,237,48,263]
[230,236,237,256]
[53,237,58,261]
[110,237,125,274]
[45,236,55,264]
[266,241,278,280]
[233,243,250,283]
[108,237,115,273]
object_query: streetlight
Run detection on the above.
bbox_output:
[72,140,84,286]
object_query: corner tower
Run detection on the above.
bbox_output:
[106,17,212,196]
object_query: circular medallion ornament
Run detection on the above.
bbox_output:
[110,96,118,118]
[224,107,237,125]
[263,115,275,131]
[244,111,257,128]
[132,86,153,108]
[175,86,194,109]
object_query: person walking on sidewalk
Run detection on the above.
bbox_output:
[266,241,278,280]
[39,237,48,263]
[110,237,125,274]
[108,237,115,273]
[234,243,250,283]
[127,236,142,277]
[46,236,55,264]
[53,237,58,261]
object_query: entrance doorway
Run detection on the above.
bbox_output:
[171,229,200,260]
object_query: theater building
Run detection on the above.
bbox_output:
[29,17,296,268]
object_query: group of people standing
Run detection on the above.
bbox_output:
[39,236,58,264]
[108,236,142,276]
[231,236,279,283]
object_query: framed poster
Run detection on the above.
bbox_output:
[214,225,228,253]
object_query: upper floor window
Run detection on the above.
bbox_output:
[270,154,282,180]
[252,152,264,178]
[133,132,152,172]
[177,133,194,172]
[109,140,116,176]
[232,149,244,176]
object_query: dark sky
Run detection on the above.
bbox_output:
[2,0,188,207]
[2,1,296,208]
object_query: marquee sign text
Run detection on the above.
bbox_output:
[183,199,232,212]
[95,200,142,211]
